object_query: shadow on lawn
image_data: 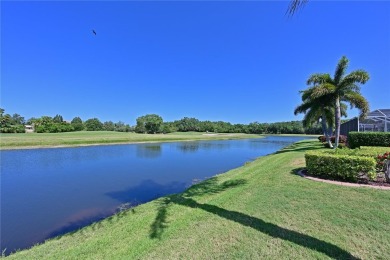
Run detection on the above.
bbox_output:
[150,177,358,259]
[275,142,322,155]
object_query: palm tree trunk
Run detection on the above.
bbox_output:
[327,127,333,144]
[334,96,341,148]
[321,110,333,148]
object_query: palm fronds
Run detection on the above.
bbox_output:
[286,0,308,16]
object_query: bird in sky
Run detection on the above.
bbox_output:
[92,29,96,35]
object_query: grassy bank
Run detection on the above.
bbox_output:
[0,131,262,150]
[6,140,390,259]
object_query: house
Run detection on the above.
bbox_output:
[25,125,34,133]
[340,109,390,136]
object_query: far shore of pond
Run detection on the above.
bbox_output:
[0,131,318,150]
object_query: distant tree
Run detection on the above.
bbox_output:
[71,117,84,131]
[232,124,248,133]
[11,113,25,125]
[33,116,74,133]
[135,116,146,133]
[26,117,37,125]
[135,114,163,134]
[0,110,25,133]
[34,116,53,133]
[212,121,230,133]
[53,114,64,123]
[103,121,115,131]
[84,118,103,131]
[1,113,11,128]
[161,122,177,134]
[0,110,13,132]
[248,122,264,134]
[174,117,200,132]
[199,121,215,132]
[114,121,133,132]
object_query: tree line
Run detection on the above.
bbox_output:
[0,109,132,133]
[0,108,322,135]
[133,114,321,134]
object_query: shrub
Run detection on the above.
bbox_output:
[318,135,347,148]
[328,146,390,157]
[0,125,25,133]
[348,132,390,149]
[376,152,390,172]
[323,146,390,171]
[305,151,376,182]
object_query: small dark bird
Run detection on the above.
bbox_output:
[92,29,96,35]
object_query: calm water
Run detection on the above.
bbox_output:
[0,136,310,254]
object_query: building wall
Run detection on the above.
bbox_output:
[340,118,359,136]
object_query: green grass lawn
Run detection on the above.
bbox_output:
[6,140,390,259]
[0,131,262,150]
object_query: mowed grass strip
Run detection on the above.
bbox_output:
[6,140,390,259]
[0,131,261,150]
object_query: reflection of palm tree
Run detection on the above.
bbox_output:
[309,56,369,147]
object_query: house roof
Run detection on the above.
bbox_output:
[363,109,390,123]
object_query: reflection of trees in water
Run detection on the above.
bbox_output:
[177,143,200,153]
[136,144,162,158]
[248,137,307,149]
[177,142,230,153]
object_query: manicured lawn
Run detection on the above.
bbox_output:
[6,140,390,259]
[0,131,261,150]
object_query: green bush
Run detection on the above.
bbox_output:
[0,125,25,133]
[325,146,390,157]
[348,132,390,149]
[305,151,376,182]
[84,118,103,131]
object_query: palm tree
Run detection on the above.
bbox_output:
[287,0,308,16]
[295,85,347,148]
[310,56,370,148]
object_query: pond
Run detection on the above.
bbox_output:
[0,136,311,254]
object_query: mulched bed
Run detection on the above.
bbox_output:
[300,169,390,188]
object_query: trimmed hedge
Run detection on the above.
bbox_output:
[328,146,390,157]
[348,132,390,149]
[305,151,376,182]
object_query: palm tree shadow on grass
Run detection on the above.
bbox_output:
[275,142,322,154]
[150,178,358,259]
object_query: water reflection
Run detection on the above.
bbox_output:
[176,141,230,153]
[136,144,162,158]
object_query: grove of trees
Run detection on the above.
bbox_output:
[0,108,25,133]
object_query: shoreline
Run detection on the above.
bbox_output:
[0,135,263,151]
[0,133,318,151]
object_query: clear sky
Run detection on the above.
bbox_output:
[1,1,389,125]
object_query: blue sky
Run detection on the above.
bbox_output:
[2,1,389,125]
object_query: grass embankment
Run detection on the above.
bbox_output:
[0,131,261,150]
[7,140,390,259]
